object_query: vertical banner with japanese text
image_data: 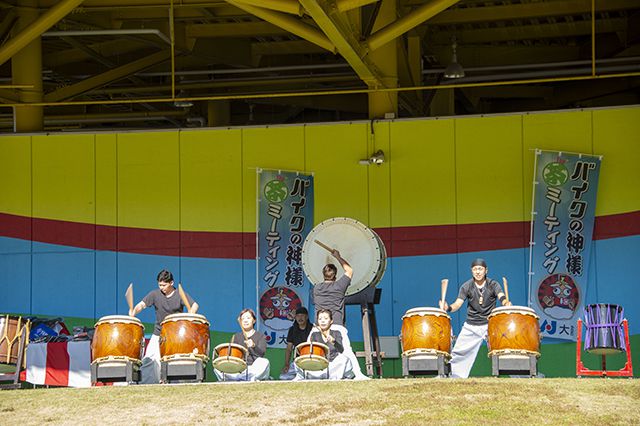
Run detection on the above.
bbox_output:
[529,150,601,341]
[257,169,314,347]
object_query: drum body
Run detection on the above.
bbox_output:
[0,315,30,365]
[91,315,144,363]
[401,308,451,358]
[487,306,540,357]
[294,342,329,371]
[584,304,625,355]
[302,217,386,296]
[160,313,210,361]
[212,343,247,374]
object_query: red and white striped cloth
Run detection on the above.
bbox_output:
[24,341,91,388]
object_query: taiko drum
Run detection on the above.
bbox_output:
[0,315,30,366]
[92,315,144,363]
[294,342,329,371]
[212,343,247,374]
[160,313,210,361]
[487,306,540,357]
[401,307,451,357]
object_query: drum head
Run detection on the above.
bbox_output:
[402,307,449,319]
[95,315,143,326]
[212,356,247,374]
[295,354,329,372]
[490,306,539,319]
[302,217,386,296]
[162,313,210,326]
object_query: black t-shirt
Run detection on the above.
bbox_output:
[308,329,344,361]
[286,322,313,347]
[142,288,195,335]
[457,278,503,325]
[313,275,351,326]
[232,331,267,365]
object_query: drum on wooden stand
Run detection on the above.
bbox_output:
[583,303,625,355]
[401,308,451,358]
[487,306,540,357]
[212,343,248,374]
[92,315,145,364]
[160,313,210,362]
[0,315,30,367]
[294,342,329,371]
[302,217,386,296]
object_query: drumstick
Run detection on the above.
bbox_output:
[314,239,333,253]
[440,279,448,309]
[125,283,134,312]
[178,283,192,312]
[502,277,510,304]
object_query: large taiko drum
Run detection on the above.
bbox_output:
[487,306,540,357]
[160,313,210,362]
[302,217,386,296]
[212,343,247,374]
[92,315,145,363]
[584,303,625,355]
[294,342,329,371]
[0,315,30,366]
[401,308,451,358]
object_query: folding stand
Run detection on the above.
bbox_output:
[91,357,141,384]
[0,326,27,390]
[491,352,538,377]
[576,319,633,377]
[402,352,450,378]
[161,355,207,383]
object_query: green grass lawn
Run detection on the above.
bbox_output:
[1,378,638,425]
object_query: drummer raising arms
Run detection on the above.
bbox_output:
[129,269,198,384]
[313,249,368,380]
[214,308,270,382]
[440,258,511,378]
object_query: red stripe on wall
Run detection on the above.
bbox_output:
[45,342,69,387]
[0,210,638,259]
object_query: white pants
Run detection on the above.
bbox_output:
[214,357,270,382]
[140,334,161,384]
[294,353,352,380]
[279,362,297,380]
[450,322,488,378]
[331,325,365,379]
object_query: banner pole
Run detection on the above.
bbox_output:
[527,149,540,308]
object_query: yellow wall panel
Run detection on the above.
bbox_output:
[456,115,524,224]
[32,134,95,223]
[522,111,592,216]
[0,136,31,216]
[389,119,456,227]
[242,126,306,232]
[180,129,243,232]
[369,121,391,228]
[117,131,179,230]
[95,134,117,226]
[305,123,369,225]
[593,107,640,216]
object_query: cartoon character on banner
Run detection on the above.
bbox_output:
[260,287,303,331]
[537,273,580,320]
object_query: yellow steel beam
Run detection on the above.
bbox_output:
[0,0,85,68]
[187,21,290,38]
[234,0,302,16]
[367,0,459,52]
[225,0,335,52]
[336,0,380,13]
[300,0,382,87]
[44,50,172,102]
[428,0,639,25]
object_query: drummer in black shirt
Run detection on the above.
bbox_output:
[279,307,313,380]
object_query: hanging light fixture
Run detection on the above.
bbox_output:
[444,36,465,79]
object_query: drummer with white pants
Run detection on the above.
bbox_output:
[294,309,353,380]
[313,249,369,380]
[214,308,270,382]
[440,258,511,378]
[129,269,198,384]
